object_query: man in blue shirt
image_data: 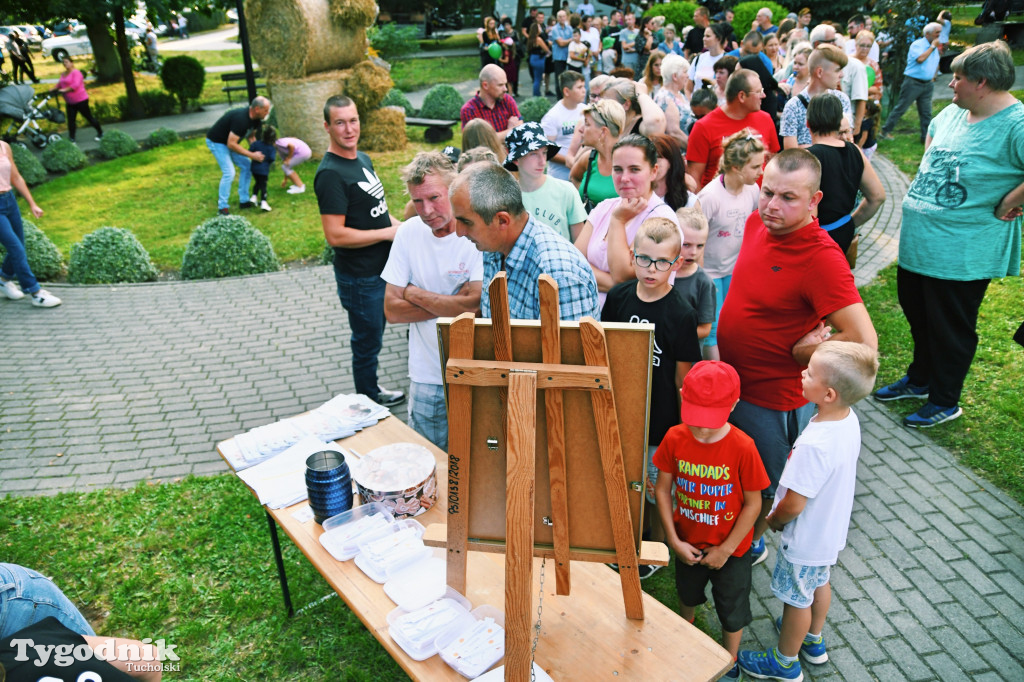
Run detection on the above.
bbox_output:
[449,162,599,321]
[880,22,943,142]
[550,10,575,81]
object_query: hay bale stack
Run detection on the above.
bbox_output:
[344,61,392,114]
[270,69,352,157]
[247,0,366,79]
[361,107,407,152]
[329,0,378,27]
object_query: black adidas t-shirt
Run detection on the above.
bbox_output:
[206,107,257,144]
[1,617,137,682]
[314,151,393,278]
[602,281,702,446]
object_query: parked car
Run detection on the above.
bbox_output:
[51,20,80,37]
[16,26,43,49]
[123,19,168,38]
[41,26,137,61]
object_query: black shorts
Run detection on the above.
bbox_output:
[674,549,753,633]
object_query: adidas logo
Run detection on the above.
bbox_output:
[357,167,385,200]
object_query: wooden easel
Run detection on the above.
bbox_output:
[433,273,666,682]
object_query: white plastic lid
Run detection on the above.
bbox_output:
[351,442,435,492]
[386,589,474,662]
[384,555,447,611]
[476,663,555,681]
[353,519,428,584]
[436,605,506,679]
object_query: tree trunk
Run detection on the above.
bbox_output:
[85,20,122,83]
[112,5,144,119]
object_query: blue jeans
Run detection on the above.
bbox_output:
[334,270,386,401]
[704,274,731,347]
[206,138,252,210]
[0,191,39,294]
[529,54,546,97]
[0,563,95,638]
[409,381,448,451]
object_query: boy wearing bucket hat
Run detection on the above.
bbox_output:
[653,360,769,680]
[504,122,586,242]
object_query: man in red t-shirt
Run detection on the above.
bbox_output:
[717,149,877,564]
[686,69,780,190]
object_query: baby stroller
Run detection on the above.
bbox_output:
[0,84,66,149]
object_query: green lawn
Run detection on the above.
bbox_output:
[25,130,458,272]
[389,55,479,92]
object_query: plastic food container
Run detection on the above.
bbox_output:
[351,442,438,519]
[353,519,428,583]
[319,502,395,562]
[436,605,506,679]
[387,588,473,662]
[475,663,555,681]
[384,554,448,611]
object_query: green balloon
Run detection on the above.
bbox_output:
[488,42,503,59]
[866,64,876,88]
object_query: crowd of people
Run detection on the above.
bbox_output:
[287,21,1020,679]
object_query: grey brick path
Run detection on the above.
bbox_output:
[1,157,1021,681]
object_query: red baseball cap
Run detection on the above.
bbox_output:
[680,361,741,429]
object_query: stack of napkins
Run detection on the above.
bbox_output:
[224,393,391,471]
[236,436,346,509]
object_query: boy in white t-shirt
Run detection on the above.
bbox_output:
[540,71,587,181]
[738,340,879,682]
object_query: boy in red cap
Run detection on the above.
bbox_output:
[653,360,769,680]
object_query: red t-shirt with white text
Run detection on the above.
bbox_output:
[653,424,769,556]
[686,108,780,189]
[717,214,862,410]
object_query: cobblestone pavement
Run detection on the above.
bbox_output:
[1,156,1021,681]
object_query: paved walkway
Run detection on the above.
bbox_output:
[2,134,1022,681]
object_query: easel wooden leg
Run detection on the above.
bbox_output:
[580,318,645,621]
[539,275,571,595]
[446,313,476,595]
[505,370,537,682]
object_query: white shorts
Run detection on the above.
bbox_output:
[770,553,831,609]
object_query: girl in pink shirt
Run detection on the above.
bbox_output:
[51,57,103,143]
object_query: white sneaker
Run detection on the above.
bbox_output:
[31,289,62,308]
[0,277,24,300]
[286,185,306,194]
[250,194,259,203]
[260,200,272,212]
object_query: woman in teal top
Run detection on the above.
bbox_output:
[570,99,624,209]
[874,41,1024,428]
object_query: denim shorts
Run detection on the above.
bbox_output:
[0,563,95,638]
[770,553,831,609]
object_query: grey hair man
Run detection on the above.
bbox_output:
[381,152,483,449]
[449,162,598,320]
[205,96,271,214]
[880,22,944,142]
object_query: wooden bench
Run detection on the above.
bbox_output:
[405,116,458,143]
[220,71,267,106]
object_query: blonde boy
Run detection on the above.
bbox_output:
[602,217,703,576]
[672,208,716,340]
[738,340,879,681]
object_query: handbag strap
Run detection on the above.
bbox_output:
[582,148,598,205]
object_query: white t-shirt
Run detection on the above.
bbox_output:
[688,51,723,88]
[841,57,869,103]
[696,176,759,279]
[522,176,588,241]
[844,36,880,62]
[771,410,861,566]
[380,218,483,385]
[582,28,602,66]
[541,101,584,180]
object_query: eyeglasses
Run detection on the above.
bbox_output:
[633,253,679,271]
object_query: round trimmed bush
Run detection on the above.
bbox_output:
[518,97,553,123]
[0,219,64,281]
[160,55,206,111]
[98,129,139,159]
[381,88,415,116]
[68,227,158,284]
[147,127,179,148]
[730,2,791,41]
[11,144,46,186]
[181,215,280,280]
[419,84,463,121]
[41,139,87,174]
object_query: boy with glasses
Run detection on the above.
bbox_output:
[602,217,703,574]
